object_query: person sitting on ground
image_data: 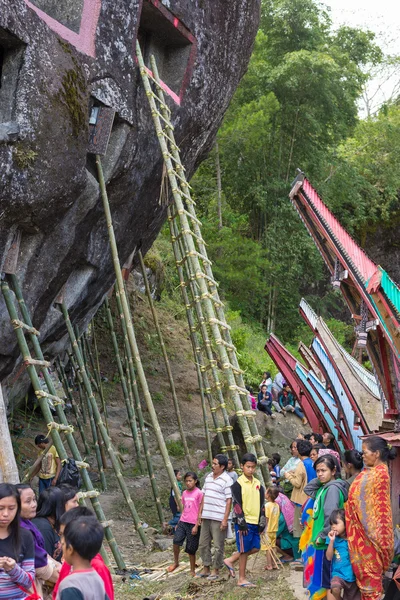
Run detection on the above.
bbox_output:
[268,459,278,485]
[0,483,35,599]
[223,453,265,588]
[56,516,109,600]
[343,449,363,488]
[167,469,183,534]
[257,385,276,419]
[16,483,60,597]
[278,385,308,424]
[326,509,360,600]
[301,441,317,482]
[322,432,336,450]
[197,455,232,580]
[310,433,323,445]
[284,440,310,540]
[271,453,281,481]
[32,486,65,562]
[168,472,203,577]
[30,435,61,494]
[262,487,280,571]
[310,444,325,464]
[259,372,273,392]
[53,507,114,600]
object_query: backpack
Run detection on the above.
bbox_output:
[58,458,82,489]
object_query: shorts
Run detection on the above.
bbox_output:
[235,523,261,554]
[173,521,200,555]
[331,576,361,600]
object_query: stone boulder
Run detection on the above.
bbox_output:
[0,0,261,405]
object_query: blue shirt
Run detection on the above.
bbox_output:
[303,457,316,483]
[331,537,355,582]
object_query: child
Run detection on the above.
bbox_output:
[326,509,360,600]
[56,516,109,600]
[167,469,183,534]
[0,483,35,599]
[167,472,203,577]
[223,453,265,588]
[268,459,278,485]
[30,435,61,493]
[271,453,281,481]
[53,507,114,600]
[263,487,280,570]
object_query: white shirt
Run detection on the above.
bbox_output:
[202,471,232,521]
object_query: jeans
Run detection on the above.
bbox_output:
[272,401,283,413]
[39,477,54,494]
[285,405,304,420]
[257,402,272,416]
[198,518,226,570]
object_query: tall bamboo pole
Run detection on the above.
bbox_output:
[2,277,124,568]
[59,302,148,546]
[114,289,164,525]
[104,298,143,472]
[96,156,182,512]
[84,329,110,432]
[138,250,191,468]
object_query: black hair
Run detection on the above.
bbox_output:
[304,434,312,441]
[184,471,201,489]
[324,432,334,442]
[271,453,281,464]
[173,469,181,476]
[260,384,267,389]
[64,516,104,561]
[314,455,337,474]
[363,436,397,462]
[267,458,276,468]
[312,443,325,450]
[36,486,65,530]
[290,441,297,450]
[266,487,279,501]
[58,484,78,508]
[15,483,33,494]
[214,454,229,470]
[60,506,94,527]
[35,434,49,445]
[344,449,363,471]
[311,433,323,444]
[227,458,236,467]
[329,508,346,526]
[263,372,271,379]
[0,483,21,558]
[297,440,312,457]
[241,453,257,466]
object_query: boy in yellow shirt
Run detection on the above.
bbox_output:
[262,487,280,570]
[31,434,61,493]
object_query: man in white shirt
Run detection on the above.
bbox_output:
[196,454,232,579]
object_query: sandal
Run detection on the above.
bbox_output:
[223,560,235,578]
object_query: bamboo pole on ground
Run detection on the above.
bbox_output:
[0,384,19,483]
[96,155,182,512]
[59,301,148,545]
[114,288,164,525]
[84,329,110,433]
[104,297,143,473]
[2,276,123,569]
[138,250,191,468]
[55,357,90,456]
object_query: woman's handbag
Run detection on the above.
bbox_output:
[17,575,43,599]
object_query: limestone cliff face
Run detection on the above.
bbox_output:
[0,0,260,393]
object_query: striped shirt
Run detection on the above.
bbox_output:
[0,528,35,599]
[202,471,232,521]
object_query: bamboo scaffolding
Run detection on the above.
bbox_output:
[137,47,269,485]
[1,276,124,569]
[104,297,143,472]
[83,329,110,433]
[59,301,148,546]
[114,288,164,525]
[95,155,183,512]
[138,250,191,468]
[55,356,90,456]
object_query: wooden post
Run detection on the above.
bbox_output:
[0,385,19,483]
[138,250,192,468]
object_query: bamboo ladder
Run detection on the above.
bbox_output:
[1,273,125,570]
[136,44,270,486]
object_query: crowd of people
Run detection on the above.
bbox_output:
[253,371,308,425]
[167,434,397,598]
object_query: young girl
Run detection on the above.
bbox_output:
[167,472,202,577]
[326,509,360,600]
[32,486,65,562]
[262,487,280,570]
[0,483,35,599]
[268,459,278,485]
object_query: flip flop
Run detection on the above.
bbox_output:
[280,558,294,563]
[238,582,256,588]
[207,575,219,580]
[194,572,208,578]
[223,560,236,578]
[166,564,179,573]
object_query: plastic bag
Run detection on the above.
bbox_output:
[58,459,82,489]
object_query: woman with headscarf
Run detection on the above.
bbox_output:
[346,436,395,600]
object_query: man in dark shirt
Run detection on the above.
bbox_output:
[257,385,275,418]
[278,385,308,425]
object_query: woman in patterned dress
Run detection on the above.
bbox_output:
[346,436,396,600]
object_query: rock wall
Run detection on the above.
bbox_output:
[0,0,261,402]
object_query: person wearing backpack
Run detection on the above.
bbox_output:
[30,436,61,493]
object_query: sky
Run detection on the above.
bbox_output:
[324,0,400,115]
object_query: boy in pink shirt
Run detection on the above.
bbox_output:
[167,472,203,576]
